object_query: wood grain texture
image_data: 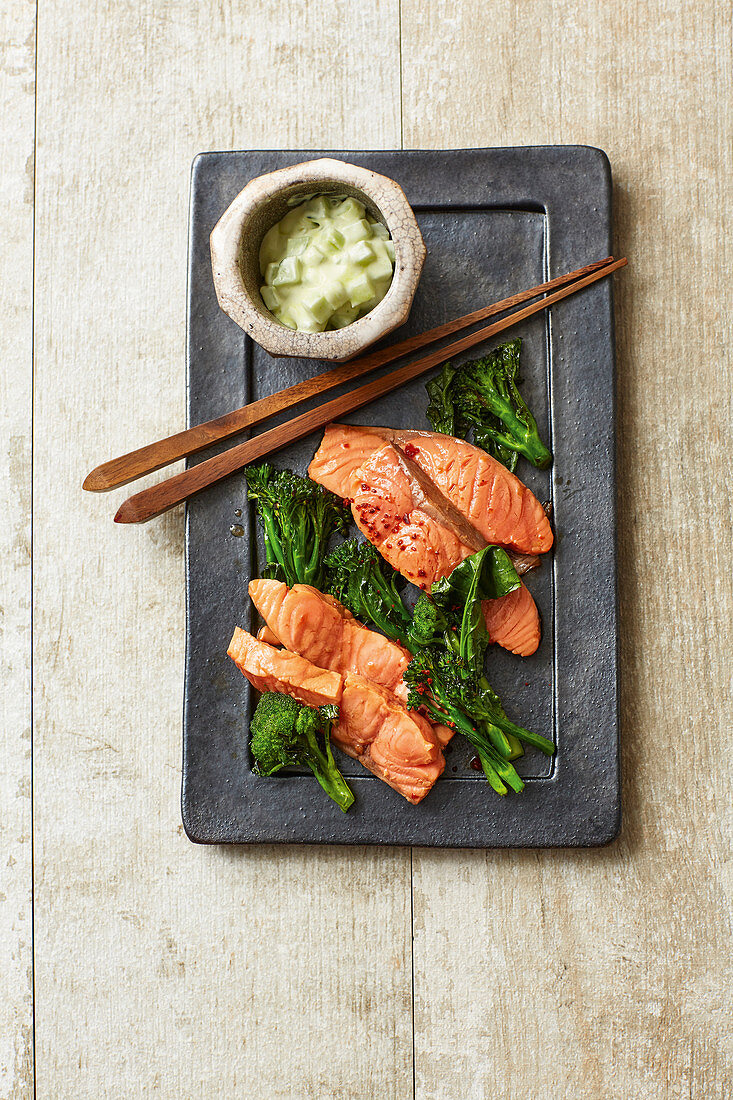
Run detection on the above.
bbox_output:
[114,257,625,522]
[0,1,35,1096]
[26,0,733,1097]
[32,2,412,1098]
[85,257,613,492]
[402,2,733,1097]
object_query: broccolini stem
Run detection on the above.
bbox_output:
[259,507,286,575]
[306,743,354,813]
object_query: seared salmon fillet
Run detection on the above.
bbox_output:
[228,627,342,707]
[309,424,553,555]
[350,444,474,589]
[228,629,445,803]
[248,578,410,692]
[483,582,541,657]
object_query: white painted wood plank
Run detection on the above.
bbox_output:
[0,1,35,1096]
[403,2,733,1097]
[33,2,411,1097]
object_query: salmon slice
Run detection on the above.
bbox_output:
[250,579,455,746]
[228,627,342,707]
[336,674,445,803]
[228,629,444,803]
[307,423,389,498]
[392,431,553,556]
[350,444,474,590]
[310,424,553,555]
[256,624,281,647]
[483,582,541,657]
[354,745,445,804]
[337,673,439,764]
[249,578,410,692]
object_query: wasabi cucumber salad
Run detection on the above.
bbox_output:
[258,194,395,332]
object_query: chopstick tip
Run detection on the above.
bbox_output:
[83,468,108,492]
[114,501,137,523]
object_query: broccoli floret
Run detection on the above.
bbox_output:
[244,465,350,589]
[425,339,552,471]
[407,592,451,650]
[323,538,413,643]
[250,692,354,812]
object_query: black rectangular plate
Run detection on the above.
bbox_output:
[182,147,619,847]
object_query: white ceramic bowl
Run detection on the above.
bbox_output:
[209,157,426,361]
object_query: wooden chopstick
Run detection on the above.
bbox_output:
[114,257,626,524]
[84,257,614,492]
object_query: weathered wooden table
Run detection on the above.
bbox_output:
[2,3,731,1097]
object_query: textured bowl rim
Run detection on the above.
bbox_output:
[209,157,426,361]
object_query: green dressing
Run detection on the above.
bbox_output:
[258,194,395,332]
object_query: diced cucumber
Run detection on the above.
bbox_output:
[342,218,371,244]
[290,303,325,333]
[329,303,359,328]
[272,256,301,287]
[369,220,389,240]
[306,195,330,220]
[301,290,332,325]
[285,236,310,257]
[317,225,345,254]
[345,272,375,308]
[264,262,280,286]
[303,242,325,267]
[370,276,392,307]
[366,243,394,281]
[385,239,396,263]
[260,284,281,312]
[350,240,375,266]
[323,280,348,310]
[334,196,366,225]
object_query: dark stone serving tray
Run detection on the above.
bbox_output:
[182,147,620,847]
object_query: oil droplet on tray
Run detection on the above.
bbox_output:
[229,524,245,537]
[234,509,242,517]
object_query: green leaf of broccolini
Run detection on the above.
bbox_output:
[431,545,521,606]
[424,338,552,470]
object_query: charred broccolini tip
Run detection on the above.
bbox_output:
[407,591,451,650]
[323,537,413,644]
[426,338,552,471]
[250,693,353,812]
[244,464,350,590]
